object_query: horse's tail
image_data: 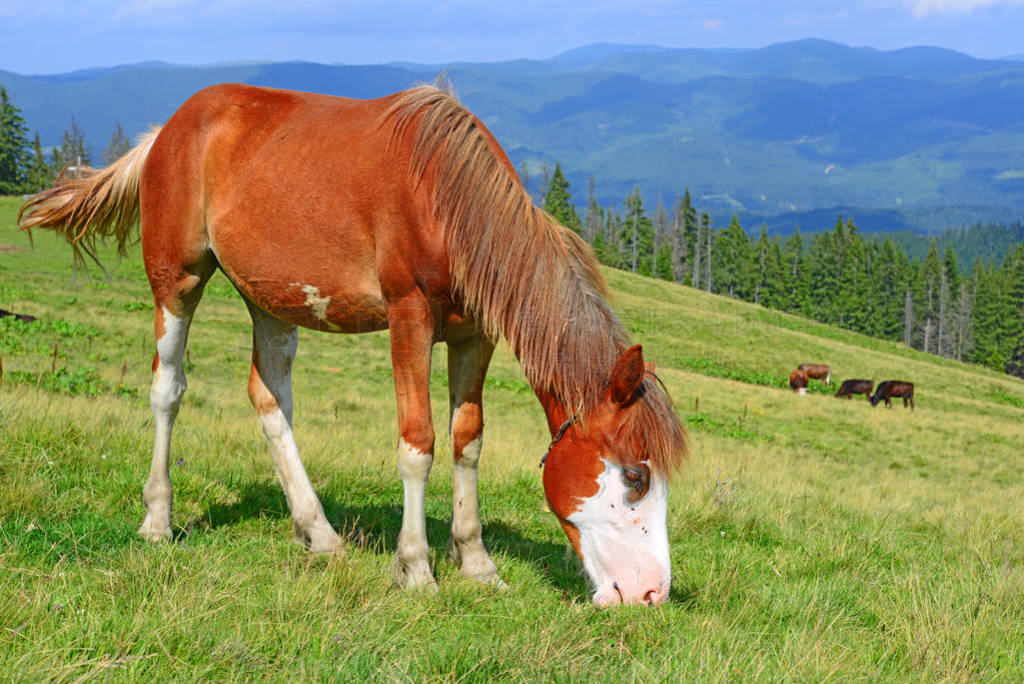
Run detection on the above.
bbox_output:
[18,127,162,262]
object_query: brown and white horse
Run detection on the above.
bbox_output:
[20,82,686,606]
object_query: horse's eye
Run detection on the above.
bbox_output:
[621,464,651,504]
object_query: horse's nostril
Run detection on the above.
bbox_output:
[642,589,657,605]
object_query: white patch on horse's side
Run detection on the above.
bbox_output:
[289,282,341,331]
[567,460,671,605]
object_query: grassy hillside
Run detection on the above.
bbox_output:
[1,195,1023,679]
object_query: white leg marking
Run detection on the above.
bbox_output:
[250,307,341,553]
[394,438,436,589]
[139,307,188,542]
[567,461,672,606]
[450,434,503,585]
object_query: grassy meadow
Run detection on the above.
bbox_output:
[2,194,1023,680]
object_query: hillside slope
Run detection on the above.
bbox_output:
[1,195,1022,678]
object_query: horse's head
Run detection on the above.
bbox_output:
[541,345,684,607]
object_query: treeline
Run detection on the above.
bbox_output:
[0,85,129,194]
[534,162,1024,379]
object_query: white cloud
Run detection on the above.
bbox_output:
[906,0,1024,16]
[702,18,722,30]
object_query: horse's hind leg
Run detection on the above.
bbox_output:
[246,301,342,553]
[139,272,211,541]
[446,332,503,586]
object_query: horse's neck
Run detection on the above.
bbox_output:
[534,389,572,437]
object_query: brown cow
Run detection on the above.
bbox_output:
[870,381,914,410]
[798,363,831,385]
[835,379,873,400]
[789,369,809,395]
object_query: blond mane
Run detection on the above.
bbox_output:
[382,82,686,474]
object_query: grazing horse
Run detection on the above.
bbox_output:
[835,379,873,400]
[870,381,915,410]
[798,363,831,385]
[789,369,808,395]
[19,82,686,606]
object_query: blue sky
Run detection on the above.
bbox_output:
[1,0,1023,74]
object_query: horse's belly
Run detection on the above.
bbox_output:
[228,272,388,334]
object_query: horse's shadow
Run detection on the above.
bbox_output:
[200,480,593,601]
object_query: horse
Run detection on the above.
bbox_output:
[19,82,686,607]
[797,363,831,385]
[789,368,808,395]
[870,381,915,410]
[835,379,873,400]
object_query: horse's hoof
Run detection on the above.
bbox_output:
[392,558,437,591]
[301,529,345,555]
[137,517,172,542]
[472,573,508,591]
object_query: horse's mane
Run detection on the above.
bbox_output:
[381,80,686,475]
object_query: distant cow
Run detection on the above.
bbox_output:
[798,363,831,385]
[835,379,873,400]
[789,369,809,395]
[870,381,915,410]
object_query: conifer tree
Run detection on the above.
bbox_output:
[752,225,771,305]
[52,116,91,174]
[0,85,31,193]
[103,120,132,166]
[620,186,654,275]
[713,215,752,298]
[583,178,602,243]
[542,162,581,234]
[25,132,51,192]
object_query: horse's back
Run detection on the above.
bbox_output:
[140,84,424,334]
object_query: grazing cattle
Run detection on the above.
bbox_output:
[789,369,809,395]
[835,379,873,400]
[870,381,915,410]
[18,81,686,606]
[798,363,831,385]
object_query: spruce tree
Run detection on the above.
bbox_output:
[103,120,132,166]
[0,85,31,193]
[542,162,581,234]
[25,132,51,192]
[583,178,602,243]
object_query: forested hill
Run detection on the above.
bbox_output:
[537,170,1024,380]
[3,39,1024,231]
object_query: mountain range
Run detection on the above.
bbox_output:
[2,39,1023,234]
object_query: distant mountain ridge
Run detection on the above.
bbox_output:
[2,39,1023,234]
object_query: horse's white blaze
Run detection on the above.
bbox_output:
[395,438,435,585]
[798,387,807,396]
[291,282,341,331]
[567,460,671,606]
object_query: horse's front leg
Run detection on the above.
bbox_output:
[388,297,437,589]
[446,332,504,586]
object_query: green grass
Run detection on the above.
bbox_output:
[2,194,1023,680]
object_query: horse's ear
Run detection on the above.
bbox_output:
[609,345,645,406]
[645,360,656,374]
